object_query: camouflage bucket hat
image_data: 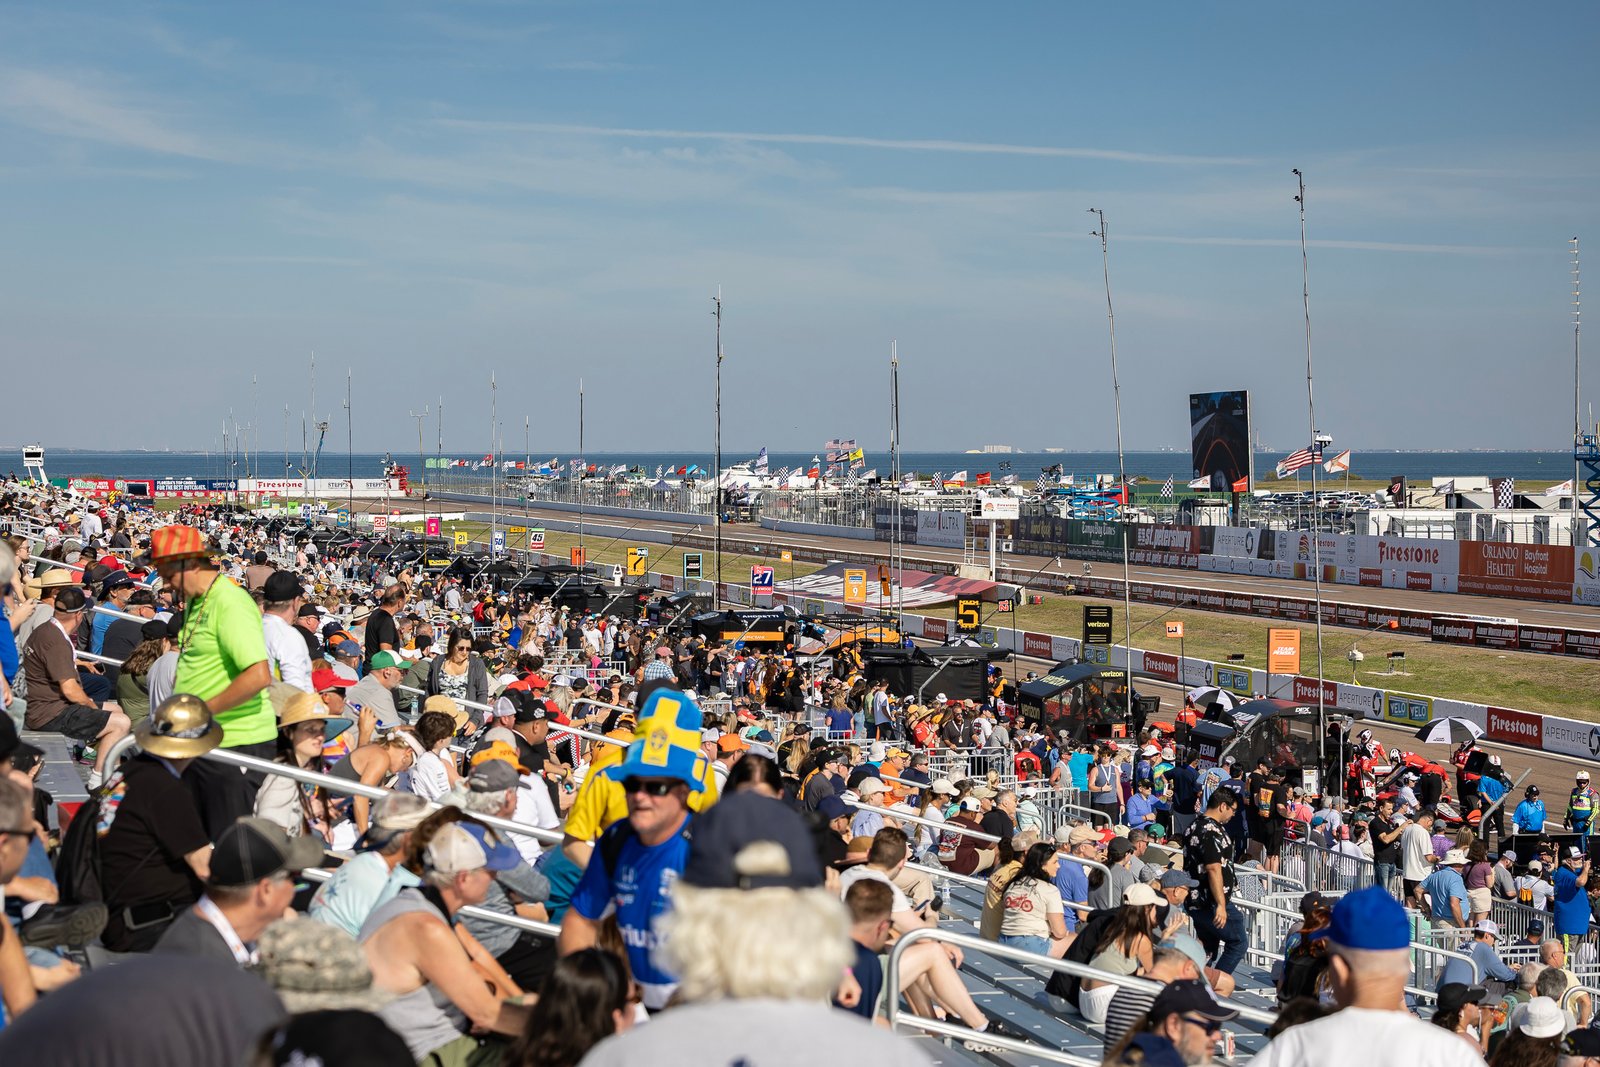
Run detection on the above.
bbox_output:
[253,918,393,1013]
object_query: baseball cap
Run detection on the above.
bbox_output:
[210,817,325,887]
[816,794,850,822]
[467,759,521,793]
[717,733,748,755]
[1528,919,1546,934]
[333,639,362,658]
[368,793,431,835]
[312,664,360,692]
[1060,824,1099,848]
[1473,919,1500,937]
[471,740,529,775]
[857,777,888,798]
[262,571,305,602]
[368,651,405,671]
[296,603,325,619]
[1299,890,1328,916]
[1562,1030,1600,1057]
[682,792,823,890]
[425,822,519,874]
[1106,837,1135,861]
[1566,846,1586,861]
[930,778,959,796]
[1159,869,1199,890]
[1327,885,1410,950]
[959,796,981,812]
[1147,977,1240,1024]
[1435,983,1489,1015]
[1124,883,1160,907]
[1501,850,1517,863]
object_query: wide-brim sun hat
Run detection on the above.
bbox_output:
[135,693,224,758]
[273,685,353,742]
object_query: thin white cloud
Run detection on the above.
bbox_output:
[1112,233,1542,256]
[434,119,1259,166]
[0,67,226,161]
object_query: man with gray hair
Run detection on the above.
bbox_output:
[1251,886,1485,1066]
[453,758,554,990]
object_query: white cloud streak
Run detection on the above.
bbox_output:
[1112,233,1543,256]
[433,119,1260,167]
[0,67,226,161]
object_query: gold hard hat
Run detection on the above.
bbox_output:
[135,693,223,759]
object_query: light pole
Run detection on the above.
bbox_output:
[410,406,429,531]
[1295,169,1329,773]
[713,289,724,604]
[1089,208,1135,732]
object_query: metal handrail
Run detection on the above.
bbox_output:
[101,734,563,846]
[887,926,1280,1037]
[298,866,560,938]
[74,650,124,667]
[840,798,1003,843]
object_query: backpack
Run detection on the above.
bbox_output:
[1046,908,1117,1003]
[55,791,108,905]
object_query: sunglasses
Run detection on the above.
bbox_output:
[1181,1015,1224,1035]
[621,778,678,797]
[0,826,39,843]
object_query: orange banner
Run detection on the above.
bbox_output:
[1268,628,1302,675]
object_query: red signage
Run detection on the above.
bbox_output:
[1486,706,1543,747]
[658,575,675,592]
[1476,623,1520,650]
[1518,628,1567,655]
[1291,676,1338,706]
[1567,630,1600,659]
[1458,542,1574,602]
[1022,632,1053,658]
[1405,571,1434,591]
[1358,568,1383,586]
[923,618,948,641]
[1141,651,1179,682]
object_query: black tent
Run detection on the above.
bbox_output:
[861,645,1008,703]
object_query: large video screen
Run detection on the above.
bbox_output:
[1189,390,1252,492]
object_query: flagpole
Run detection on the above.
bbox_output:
[890,341,903,632]
[491,372,499,557]
[578,378,585,563]
[1090,208,1135,733]
[1295,169,1329,777]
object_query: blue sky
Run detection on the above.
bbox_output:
[1,2,1596,456]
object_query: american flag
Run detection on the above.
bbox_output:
[1160,476,1174,499]
[1274,443,1323,478]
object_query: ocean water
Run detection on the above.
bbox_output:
[9,447,1577,485]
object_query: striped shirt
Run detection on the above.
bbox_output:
[1103,985,1158,1053]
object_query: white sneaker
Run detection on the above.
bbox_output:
[86,770,102,791]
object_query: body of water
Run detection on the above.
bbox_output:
[6,447,1577,485]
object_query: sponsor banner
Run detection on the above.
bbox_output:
[659,574,676,592]
[923,617,948,642]
[1544,717,1600,760]
[1141,650,1179,682]
[1566,630,1600,659]
[1211,526,1267,559]
[1475,622,1520,650]
[1577,548,1600,605]
[1290,676,1337,708]
[1405,571,1434,591]
[1022,632,1054,659]
[1518,627,1567,655]
[1431,618,1476,644]
[68,477,119,493]
[1338,683,1386,719]
[1458,541,1574,602]
[1364,535,1458,575]
[914,510,966,549]
[1213,666,1252,694]
[1052,635,1079,661]
[1486,706,1544,747]
[1383,692,1433,725]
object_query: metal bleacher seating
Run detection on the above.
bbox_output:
[24,731,89,831]
[923,875,1281,1065]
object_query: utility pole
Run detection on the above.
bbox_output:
[345,368,354,517]
[490,373,499,555]
[713,289,724,603]
[1295,169,1329,773]
[578,378,585,561]
[890,340,903,632]
[1089,208,1135,732]
[410,406,429,531]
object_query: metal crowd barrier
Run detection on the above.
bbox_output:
[885,926,1279,1065]
[1232,893,1475,1003]
[300,866,561,941]
[1279,837,1390,895]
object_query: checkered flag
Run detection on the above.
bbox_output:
[1035,472,1049,492]
[845,469,860,487]
[1160,476,1174,500]
[775,466,790,481]
[1493,477,1516,509]
[933,472,945,491]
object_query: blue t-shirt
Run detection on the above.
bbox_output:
[569,817,691,1009]
[1420,868,1468,921]
[1477,776,1506,806]
[0,603,16,683]
[1054,859,1089,933]
[1127,793,1159,831]
[90,610,115,656]
[826,708,852,734]
[1067,752,1094,791]
[837,940,883,1020]
[1553,865,1593,936]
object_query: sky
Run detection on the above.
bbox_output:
[1,2,1596,457]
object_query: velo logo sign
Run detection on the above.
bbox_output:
[751,565,776,597]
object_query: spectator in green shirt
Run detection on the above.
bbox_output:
[152,525,273,837]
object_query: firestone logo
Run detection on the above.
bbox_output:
[1378,541,1441,565]
[1487,709,1540,741]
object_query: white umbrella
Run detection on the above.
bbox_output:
[1186,686,1239,712]
[1413,717,1483,746]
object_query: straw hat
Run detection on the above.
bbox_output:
[35,569,75,591]
[271,684,351,742]
[134,694,223,759]
[423,694,470,733]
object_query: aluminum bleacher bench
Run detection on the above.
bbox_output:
[23,731,89,828]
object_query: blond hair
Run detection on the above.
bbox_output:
[661,883,851,1002]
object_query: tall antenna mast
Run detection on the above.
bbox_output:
[713,289,723,601]
[1574,237,1583,545]
[1088,208,1134,732]
[578,377,585,560]
[1295,169,1329,770]
[490,372,499,555]
[345,368,354,517]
